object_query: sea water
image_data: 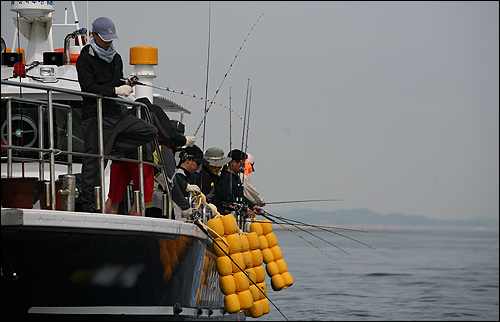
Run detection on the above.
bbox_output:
[258,227,499,321]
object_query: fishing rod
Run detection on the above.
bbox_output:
[243,86,252,157]
[123,77,244,121]
[256,210,342,271]
[260,210,350,255]
[265,199,343,205]
[193,13,264,136]
[189,210,289,321]
[264,212,376,251]
[229,88,233,200]
[202,1,211,152]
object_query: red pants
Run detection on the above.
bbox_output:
[108,162,154,204]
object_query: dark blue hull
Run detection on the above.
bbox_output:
[1,210,244,321]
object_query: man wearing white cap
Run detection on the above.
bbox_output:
[76,17,158,212]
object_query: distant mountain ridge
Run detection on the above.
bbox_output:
[272,208,499,229]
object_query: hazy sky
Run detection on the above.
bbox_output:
[2,1,498,221]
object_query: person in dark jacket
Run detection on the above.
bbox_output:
[76,17,158,212]
[195,147,231,214]
[134,98,196,218]
[173,145,207,220]
[219,149,262,216]
[105,102,178,216]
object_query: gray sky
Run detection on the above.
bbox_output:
[2,1,498,221]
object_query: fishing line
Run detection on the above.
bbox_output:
[1,244,18,280]
[256,212,342,272]
[264,212,376,251]
[122,79,244,121]
[193,13,264,136]
[191,214,289,321]
[261,211,350,255]
[265,199,343,205]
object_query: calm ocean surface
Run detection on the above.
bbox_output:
[258,227,499,321]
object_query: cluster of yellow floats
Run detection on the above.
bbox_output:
[206,212,294,318]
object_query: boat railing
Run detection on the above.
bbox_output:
[1,79,172,218]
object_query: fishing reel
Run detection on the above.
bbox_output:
[124,76,140,87]
[188,209,204,223]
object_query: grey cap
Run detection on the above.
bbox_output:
[205,147,232,167]
[92,17,118,41]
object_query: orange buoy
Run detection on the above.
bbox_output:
[207,217,225,238]
[249,298,263,318]
[242,251,254,268]
[270,245,283,260]
[254,265,266,283]
[275,258,288,273]
[260,298,271,314]
[221,214,239,235]
[226,233,242,254]
[230,252,246,273]
[256,282,267,300]
[219,275,236,295]
[233,271,250,292]
[271,274,285,291]
[260,219,273,234]
[240,233,250,252]
[265,261,280,277]
[265,232,278,248]
[238,289,254,310]
[281,271,294,287]
[250,249,263,267]
[250,221,263,236]
[213,237,229,257]
[261,248,274,264]
[246,231,260,250]
[224,293,241,314]
[216,256,232,276]
[249,284,260,301]
[244,267,256,284]
[258,235,269,250]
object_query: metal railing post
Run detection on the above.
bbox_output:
[6,98,12,177]
[67,107,73,174]
[134,190,141,214]
[94,186,102,211]
[38,103,44,181]
[59,174,77,211]
[47,89,56,210]
[136,104,145,216]
[97,97,105,213]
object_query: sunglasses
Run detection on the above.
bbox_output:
[190,158,201,166]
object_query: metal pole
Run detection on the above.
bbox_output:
[38,103,44,180]
[44,182,51,207]
[97,97,105,213]
[162,193,170,218]
[59,174,77,211]
[136,104,145,216]
[94,186,101,211]
[134,190,141,214]
[47,89,56,210]
[67,106,73,174]
[7,99,12,177]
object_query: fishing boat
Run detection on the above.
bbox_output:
[1,2,255,320]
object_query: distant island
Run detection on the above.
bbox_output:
[272,208,499,231]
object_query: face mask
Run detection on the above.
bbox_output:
[209,166,221,175]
